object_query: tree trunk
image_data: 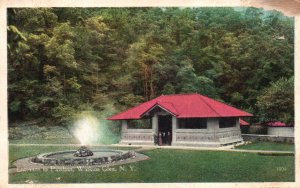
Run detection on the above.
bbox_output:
[63,71,66,98]
[96,63,99,93]
[38,44,46,81]
[143,66,148,101]
[150,65,155,99]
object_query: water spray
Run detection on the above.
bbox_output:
[71,113,99,145]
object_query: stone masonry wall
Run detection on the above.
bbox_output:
[242,134,294,143]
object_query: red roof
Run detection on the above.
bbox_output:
[267,121,287,127]
[240,119,250,126]
[108,93,253,120]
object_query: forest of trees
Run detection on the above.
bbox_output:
[7,7,294,126]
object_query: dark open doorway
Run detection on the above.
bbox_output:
[158,115,172,146]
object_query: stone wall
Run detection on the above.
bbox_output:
[215,128,243,144]
[121,132,154,140]
[173,127,242,147]
[172,118,243,146]
[268,127,294,137]
[173,129,220,147]
[242,134,294,143]
[121,120,154,145]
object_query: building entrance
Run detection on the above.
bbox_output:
[158,115,172,145]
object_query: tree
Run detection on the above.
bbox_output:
[125,34,165,100]
[256,77,294,123]
[7,7,294,126]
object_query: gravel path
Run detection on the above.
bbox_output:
[10,143,294,153]
[112,144,294,154]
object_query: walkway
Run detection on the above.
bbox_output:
[112,143,294,154]
[9,143,294,154]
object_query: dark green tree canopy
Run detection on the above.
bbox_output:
[8,7,294,125]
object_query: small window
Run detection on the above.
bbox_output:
[178,118,207,129]
[219,117,237,128]
[127,118,152,129]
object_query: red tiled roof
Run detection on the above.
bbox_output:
[108,93,253,120]
[267,121,286,127]
[240,119,250,126]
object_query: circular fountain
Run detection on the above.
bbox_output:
[27,114,144,168]
[32,146,136,166]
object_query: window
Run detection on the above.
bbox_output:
[178,118,207,129]
[219,117,237,128]
[127,118,152,129]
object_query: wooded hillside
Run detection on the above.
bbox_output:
[7,7,294,125]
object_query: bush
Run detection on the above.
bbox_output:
[248,125,268,135]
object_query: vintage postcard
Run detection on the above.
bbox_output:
[1,0,299,188]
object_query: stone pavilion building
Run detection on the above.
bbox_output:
[108,93,253,147]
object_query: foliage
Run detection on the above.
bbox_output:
[7,7,294,125]
[256,77,294,123]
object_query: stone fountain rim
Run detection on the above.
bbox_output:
[10,151,149,173]
[42,149,126,158]
[32,149,136,166]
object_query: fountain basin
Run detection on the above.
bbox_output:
[32,150,135,166]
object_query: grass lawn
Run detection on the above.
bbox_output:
[9,146,295,183]
[9,124,121,145]
[9,138,79,144]
[235,142,294,151]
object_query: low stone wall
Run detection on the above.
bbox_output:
[175,130,216,142]
[268,127,294,137]
[242,134,294,143]
[121,130,154,145]
[121,127,244,147]
[175,128,242,146]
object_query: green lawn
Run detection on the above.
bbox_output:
[9,138,79,144]
[9,124,121,145]
[9,146,295,183]
[235,142,294,151]
[9,125,80,144]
